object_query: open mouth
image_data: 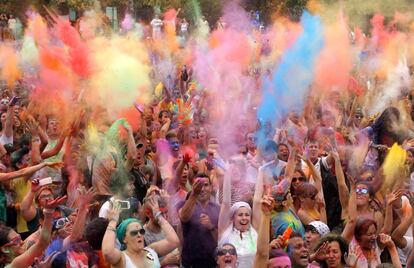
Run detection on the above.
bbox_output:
[300,253,309,261]
[224,257,233,264]
[239,220,249,226]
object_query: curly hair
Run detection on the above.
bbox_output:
[314,234,348,267]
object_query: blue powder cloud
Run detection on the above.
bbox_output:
[257,11,324,145]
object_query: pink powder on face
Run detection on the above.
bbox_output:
[269,256,291,267]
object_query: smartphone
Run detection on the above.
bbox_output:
[38,177,53,187]
[116,200,130,210]
[9,96,20,106]
[134,102,144,113]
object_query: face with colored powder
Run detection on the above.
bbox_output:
[269,256,291,268]
[233,207,250,232]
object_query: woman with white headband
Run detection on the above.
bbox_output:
[218,162,258,268]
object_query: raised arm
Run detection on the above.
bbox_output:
[381,190,402,235]
[62,188,95,250]
[20,179,39,222]
[379,234,402,268]
[252,168,265,230]
[331,151,350,216]
[159,118,171,139]
[303,157,322,195]
[342,178,357,243]
[41,135,66,159]
[253,195,274,268]
[3,102,14,138]
[218,164,231,238]
[179,179,202,223]
[0,161,62,182]
[10,196,67,268]
[102,204,123,266]
[147,196,180,257]
[124,124,137,172]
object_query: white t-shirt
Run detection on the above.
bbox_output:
[397,236,413,266]
[99,197,116,218]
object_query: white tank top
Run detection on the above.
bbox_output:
[123,248,161,268]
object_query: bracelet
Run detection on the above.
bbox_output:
[154,211,162,220]
[109,218,118,223]
[107,226,116,232]
[43,208,54,214]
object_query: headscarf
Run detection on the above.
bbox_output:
[230,201,251,219]
[116,218,141,245]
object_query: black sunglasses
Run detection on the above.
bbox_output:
[129,229,146,237]
[292,177,306,183]
[136,143,144,149]
[218,248,236,256]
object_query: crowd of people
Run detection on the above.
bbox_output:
[0,2,413,268]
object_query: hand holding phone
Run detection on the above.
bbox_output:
[38,177,53,187]
[115,200,130,210]
[9,96,20,107]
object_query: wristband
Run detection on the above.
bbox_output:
[154,211,162,220]
[107,226,116,232]
[43,208,54,214]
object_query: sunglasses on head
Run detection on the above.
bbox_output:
[292,177,306,183]
[217,248,236,256]
[305,226,319,234]
[356,188,369,195]
[129,228,146,237]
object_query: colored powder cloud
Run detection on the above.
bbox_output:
[382,143,407,191]
[314,12,352,92]
[257,11,324,133]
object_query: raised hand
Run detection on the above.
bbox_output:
[260,195,274,216]
[44,162,64,169]
[378,233,395,249]
[44,195,67,210]
[107,201,121,223]
[311,241,329,262]
[30,179,42,193]
[191,178,204,197]
[79,187,96,209]
[33,251,60,268]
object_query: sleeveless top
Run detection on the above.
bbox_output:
[219,226,257,268]
[123,248,161,268]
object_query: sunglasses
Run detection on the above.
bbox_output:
[247,136,257,142]
[292,177,306,183]
[356,188,369,195]
[305,227,319,234]
[1,236,22,248]
[129,228,146,237]
[136,143,144,149]
[217,248,237,256]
